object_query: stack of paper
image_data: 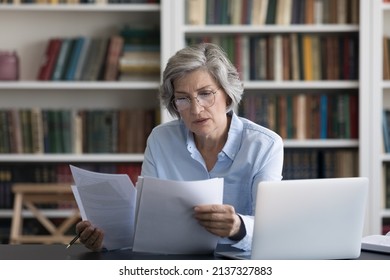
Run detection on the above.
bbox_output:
[70,165,223,254]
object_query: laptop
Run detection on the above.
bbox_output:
[217,177,368,260]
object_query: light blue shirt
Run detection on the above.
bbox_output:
[141,112,284,251]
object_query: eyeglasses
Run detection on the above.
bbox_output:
[172,87,221,112]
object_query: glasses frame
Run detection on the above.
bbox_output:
[172,87,221,112]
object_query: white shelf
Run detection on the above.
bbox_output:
[244,81,359,90]
[381,209,390,219]
[0,81,160,90]
[0,154,144,163]
[380,154,390,162]
[183,24,359,34]
[283,139,359,149]
[0,209,78,219]
[0,4,160,12]
[383,81,390,89]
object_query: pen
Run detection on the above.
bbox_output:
[66,233,80,249]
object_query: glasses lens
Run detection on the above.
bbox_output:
[173,98,190,111]
[197,91,215,107]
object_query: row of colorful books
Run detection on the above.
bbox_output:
[186,0,359,25]
[283,148,359,180]
[0,163,142,209]
[187,33,359,81]
[37,26,160,82]
[0,108,157,154]
[239,92,358,139]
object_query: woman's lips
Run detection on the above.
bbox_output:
[193,118,208,124]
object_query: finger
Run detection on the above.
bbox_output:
[203,226,230,238]
[79,226,97,244]
[75,220,91,234]
[194,204,226,213]
[198,219,231,230]
[83,228,104,251]
[195,212,228,222]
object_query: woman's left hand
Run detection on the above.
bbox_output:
[194,204,241,238]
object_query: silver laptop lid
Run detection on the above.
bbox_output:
[251,177,368,260]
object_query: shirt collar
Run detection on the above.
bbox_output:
[185,111,243,161]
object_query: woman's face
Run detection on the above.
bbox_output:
[173,69,229,140]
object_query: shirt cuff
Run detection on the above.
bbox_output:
[229,214,246,241]
[231,214,254,251]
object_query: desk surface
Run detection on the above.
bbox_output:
[0,244,389,260]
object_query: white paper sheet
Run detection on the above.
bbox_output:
[132,176,224,254]
[70,165,137,251]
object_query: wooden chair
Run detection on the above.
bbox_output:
[9,183,80,244]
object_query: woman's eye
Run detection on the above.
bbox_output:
[199,91,212,97]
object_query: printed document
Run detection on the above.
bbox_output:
[133,176,223,254]
[70,165,137,251]
[70,165,224,254]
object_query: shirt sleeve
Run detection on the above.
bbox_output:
[140,132,158,178]
[233,135,284,251]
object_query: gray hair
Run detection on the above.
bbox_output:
[160,43,244,119]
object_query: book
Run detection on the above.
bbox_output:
[0,110,9,153]
[265,0,277,24]
[384,37,390,80]
[273,34,283,81]
[73,37,91,81]
[81,38,109,81]
[305,0,314,24]
[251,0,268,25]
[313,0,324,24]
[104,35,124,81]
[282,35,290,80]
[302,34,313,80]
[8,109,22,154]
[311,35,321,80]
[290,33,300,80]
[383,110,390,153]
[119,51,160,74]
[37,38,62,81]
[266,35,274,80]
[63,37,85,81]
[187,0,206,25]
[30,108,44,154]
[319,94,328,139]
[19,109,33,154]
[295,94,306,139]
[51,38,72,81]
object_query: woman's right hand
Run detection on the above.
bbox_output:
[75,220,104,252]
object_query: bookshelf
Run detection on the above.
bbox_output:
[0,1,168,225]
[372,0,390,235]
[170,0,365,172]
[0,0,376,239]
[168,0,371,233]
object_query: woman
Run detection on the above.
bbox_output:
[76,43,284,252]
